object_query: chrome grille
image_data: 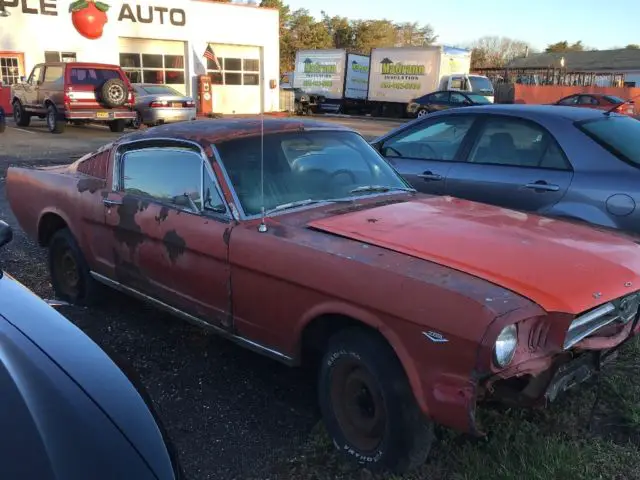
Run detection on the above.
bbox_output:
[563,292,640,350]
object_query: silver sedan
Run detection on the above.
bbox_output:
[130,84,197,129]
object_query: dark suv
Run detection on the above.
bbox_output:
[11,62,136,134]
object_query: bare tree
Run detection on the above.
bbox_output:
[469,36,535,68]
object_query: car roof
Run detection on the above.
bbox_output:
[118,118,355,146]
[440,103,614,121]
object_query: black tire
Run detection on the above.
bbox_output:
[48,228,98,305]
[12,100,31,127]
[100,78,127,108]
[46,104,65,134]
[108,119,126,133]
[131,110,143,129]
[318,328,434,473]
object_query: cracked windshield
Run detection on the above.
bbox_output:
[1,0,640,479]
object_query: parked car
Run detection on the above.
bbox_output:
[373,104,640,235]
[552,93,636,116]
[406,90,492,118]
[130,84,196,129]
[0,220,183,480]
[7,118,640,473]
[0,105,5,133]
[10,62,136,134]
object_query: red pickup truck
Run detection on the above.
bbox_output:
[6,118,640,473]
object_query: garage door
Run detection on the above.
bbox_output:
[205,44,261,114]
[118,38,188,95]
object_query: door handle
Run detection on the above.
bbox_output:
[103,198,122,207]
[523,181,560,192]
[417,171,443,181]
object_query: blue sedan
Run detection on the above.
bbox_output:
[371,104,640,235]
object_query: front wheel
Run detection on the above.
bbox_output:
[318,328,434,473]
[417,108,429,118]
[13,100,31,127]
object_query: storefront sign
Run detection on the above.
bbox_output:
[0,1,186,26]
[0,0,58,16]
[118,4,186,26]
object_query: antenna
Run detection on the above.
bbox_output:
[257,57,268,233]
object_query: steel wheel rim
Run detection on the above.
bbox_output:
[330,359,386,452]
[418,109,428,117]
[108,85,124,103]
[54,246,80,297]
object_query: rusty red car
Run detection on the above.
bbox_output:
[6,118,640,473]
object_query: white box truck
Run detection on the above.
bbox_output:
[292,49,370,114]
[367,46,494,117]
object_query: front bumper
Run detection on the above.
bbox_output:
[143,108,197,125]
[66,110,137,121]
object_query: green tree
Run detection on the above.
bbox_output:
[321,12,356,51]
[352,19,397,53]
[394,22,437,47]
[625,44,640,49]
[469,36,535,68]
[545,40,587,52]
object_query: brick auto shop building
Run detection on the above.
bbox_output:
[0,0,280,114]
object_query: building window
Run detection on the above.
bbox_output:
[119,53,185,87]
[0,56,21,86]
[44,51,77,63]
[206,56,260,86]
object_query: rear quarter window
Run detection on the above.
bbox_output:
[577,116,640,166]
[69,68,123,86]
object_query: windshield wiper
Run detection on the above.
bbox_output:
[265,198,351,215]
[349,185,416,195]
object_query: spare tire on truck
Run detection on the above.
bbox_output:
[99,78,127,108]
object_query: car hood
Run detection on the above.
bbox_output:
[0,272,176,479]
[307,196,640,314]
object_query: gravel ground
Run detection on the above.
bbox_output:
[0,115,405,479]
[0,123,323,480]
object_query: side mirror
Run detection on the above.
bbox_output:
[0,220,13,250]
[370,141,383,153]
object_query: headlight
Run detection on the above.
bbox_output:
[493,324,517,368]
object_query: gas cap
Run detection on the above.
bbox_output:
[605,193,635,216]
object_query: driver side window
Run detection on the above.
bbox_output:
[382,116,476,161]
[28,66,42,85]
[121,148,207,211]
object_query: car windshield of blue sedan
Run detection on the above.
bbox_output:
[578,115,640,166]
[215,130,412,216]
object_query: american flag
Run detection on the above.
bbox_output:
[204,44,222,71]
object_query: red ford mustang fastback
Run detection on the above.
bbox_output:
[6,118,640,473]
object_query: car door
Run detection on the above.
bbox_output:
[424,91,451,112]
[378,114,478,195]
[445,115,574,213]
[449,92,470,108]
[102,143,233,328]
[21,65,43,109]
[40,65,64,112]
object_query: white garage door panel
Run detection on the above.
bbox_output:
[208,44,261,114]
[118,37,188,95]
[118,38,186,56]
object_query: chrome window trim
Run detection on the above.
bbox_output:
[112,137,231,219]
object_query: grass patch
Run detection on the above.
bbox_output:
[260,338,640,480]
